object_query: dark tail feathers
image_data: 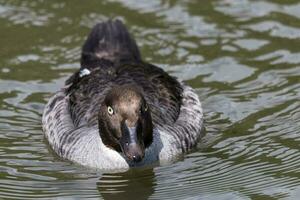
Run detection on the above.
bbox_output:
[81,19,141,67]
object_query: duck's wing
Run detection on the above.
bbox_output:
[42,89,77,158]
[66,69,115,127]
[160,84,204,153]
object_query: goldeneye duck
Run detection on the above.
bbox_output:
[42,19,204,170]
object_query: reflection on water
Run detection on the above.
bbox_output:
[99,169,155,200]
[0,0,300,199]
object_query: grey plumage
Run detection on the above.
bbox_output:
[42,20,204,170]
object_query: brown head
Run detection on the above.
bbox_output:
[98,85,153,162]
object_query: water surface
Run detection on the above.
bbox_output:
[0,0,300,199]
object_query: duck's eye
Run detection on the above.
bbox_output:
[107,106,114,115]
[140,104,148,115]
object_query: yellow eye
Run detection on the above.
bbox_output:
[107,106,114,115]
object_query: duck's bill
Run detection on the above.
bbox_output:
[120,126,145,162]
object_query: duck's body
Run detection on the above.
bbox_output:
[42,20,203,170]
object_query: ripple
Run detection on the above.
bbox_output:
[255,51,300,65]
[0,0,300,199]
[233,39,269,51]
[215,0,279,21]
[246,21,300,39]
[172,57,255,83]
[0,4,53,26]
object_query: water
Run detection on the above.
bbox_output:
[0,0,299,199]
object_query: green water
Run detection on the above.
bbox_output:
[0,0,300,199]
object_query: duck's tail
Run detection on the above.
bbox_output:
[80,19,141,67]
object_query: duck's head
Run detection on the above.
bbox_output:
[98,85,153,162]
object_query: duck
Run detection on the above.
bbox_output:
[42,19,204,170]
